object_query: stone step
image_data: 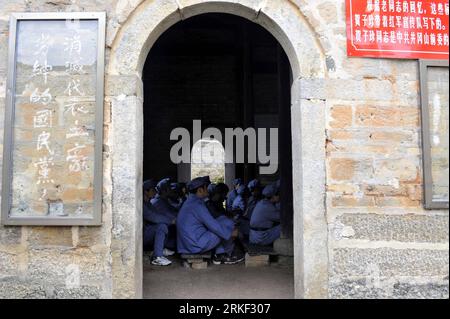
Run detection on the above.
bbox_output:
[182,259,209,269]
[180,251,212,260]
[181,251,212,269]
[245,253,270,267]
[187,258,207,264]
[191,261,209,270]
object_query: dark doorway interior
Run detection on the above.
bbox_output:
[143,13,293,238]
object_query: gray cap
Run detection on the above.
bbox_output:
[188,176,210,192]
[233,178,243,186]
[236,185,247,195]
[207,183,217,194]
[156,178,171,193]
[247,179,260,191]
[262,183,279,198]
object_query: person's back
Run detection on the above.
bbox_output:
[249,183,281,246]
[232,185,248,216]
[232,194,246,213]
[144,200,173,226]
[226,189,237,212]
[245,195,260,220]
[226,178,242,212]
[245,179,261,221]
[152,194,178,219]
[239,194,260,238]
[177,195,205,254]
[250,199,280,230]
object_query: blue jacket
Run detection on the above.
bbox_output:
[245,195,260,220]
[151,194,178,220]
[177,194,233,254]
[250,199,280,229]
[143,201,173,226]
[232,194,246,212]
[226,189,238,211]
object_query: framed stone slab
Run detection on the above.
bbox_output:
[1,12,106,225]
[419,59,449,210]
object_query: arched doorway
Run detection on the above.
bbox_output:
[108,0,328,299]
[142,13,293,298]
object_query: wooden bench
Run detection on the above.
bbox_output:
[181,251,212,269]
[241,241,278,267]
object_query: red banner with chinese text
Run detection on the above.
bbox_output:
[346,0,449,59]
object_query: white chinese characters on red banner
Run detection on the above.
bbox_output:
[346,0,449,59]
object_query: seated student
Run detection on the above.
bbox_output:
[231,185,249,219]
[246,179,262,219]
[177,176,244,265]
[239,179,262,238]
[151,178,179,219]
[151,178,178,254]
[168,182,184,210]
[205,183,229,219]
[178,182,188,204]
[249,183,281,246]
[217,183,230,200]
[143,180,176,266]
[226,178,242,212]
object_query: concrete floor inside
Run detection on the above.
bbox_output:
[143,256,294,299]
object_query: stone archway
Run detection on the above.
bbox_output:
[107,0,328,299]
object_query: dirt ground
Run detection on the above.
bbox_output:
[143,255,294,299]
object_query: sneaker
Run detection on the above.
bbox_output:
[151,256,172,266]
[212,254,226,265]
[223,254,245,265]
[213,254,244,265]
[163,248,175,256]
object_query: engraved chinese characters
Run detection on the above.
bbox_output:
[11,20,98,218]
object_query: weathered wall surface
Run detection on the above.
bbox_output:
[0,0,117,299]
[0,0,448,299]
[298,0,449,298]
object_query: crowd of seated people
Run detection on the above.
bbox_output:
[143,176,281,266]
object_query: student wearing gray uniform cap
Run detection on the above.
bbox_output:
[151,178,179,220]
[226,178,242,212]
[231,184,249,216]
[168,182,184,210]
[239,179,262,239]
[246,179,262,220]
[177,176,244,265]
[205,183,229,219]
[249,183,281,246]
[143,179,176,266]
[151,178,179,261]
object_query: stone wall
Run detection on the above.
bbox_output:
[0,0,116,299]
[0,0,448,299]
[301,1,449,298]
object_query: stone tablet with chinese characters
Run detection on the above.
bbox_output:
[11,19,98,219]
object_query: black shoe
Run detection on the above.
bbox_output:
[213,253,245,265]
[223,254,245,265]
[213,254,226,265]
